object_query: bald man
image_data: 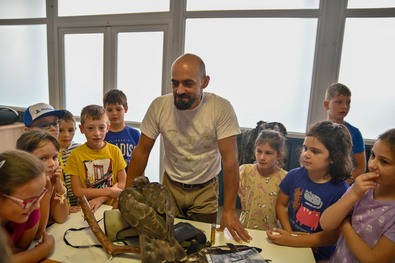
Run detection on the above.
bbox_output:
[126,53,251,242]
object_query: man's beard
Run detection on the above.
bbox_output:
[174,95,196,110]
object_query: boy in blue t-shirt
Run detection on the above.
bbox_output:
[103,89,141,173]
[324,82,366,182]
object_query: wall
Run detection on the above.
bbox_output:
[0,123,25,152]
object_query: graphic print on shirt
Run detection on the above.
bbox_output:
[83,158,113,188]
[107,138,136,161]
[294,189,322,231]
[293,187,303,211]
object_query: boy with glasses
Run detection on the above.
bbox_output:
[23,102,65,138]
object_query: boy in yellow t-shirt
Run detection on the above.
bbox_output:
[64,105,126,212]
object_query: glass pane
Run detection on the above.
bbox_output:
[185,18,317,133]
[0,25,48,106]
[187,0,319,11]
[64,33,104,115]
[117,31,163,122]
[117,31,164,182]
[58,0,169,17]
[348,0,395,8]
[72,122,86,147]
[0,0,45,19]
[339,18,395,139]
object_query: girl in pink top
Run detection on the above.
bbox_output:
[321,128,395,262]
[0,150,54,263]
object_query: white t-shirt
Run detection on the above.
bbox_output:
[141,92,240,184]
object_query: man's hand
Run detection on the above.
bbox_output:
[217,209,251,243]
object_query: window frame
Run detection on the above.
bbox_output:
[1,0,394,140]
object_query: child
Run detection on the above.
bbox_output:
[16,131,69,239]
[324,83,366,181]
[103,89,141,172]
[320,128,395,262]
[0,220,12,263]
[23,102,65,139]
[0,150,55,262]
[58,110,81,212]
[238,128,288,231]
[266,121,352,262]
[64,104,126,212]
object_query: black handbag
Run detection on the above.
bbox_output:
[0,107,19,125]
[174,221,209,254]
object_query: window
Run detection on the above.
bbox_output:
[187,0,319,11]
[339,18,395,139]
[62,29,164,182]
[1,0,394,143]
[185,18,317,132]
[58,0,170,16]
[117,31,164,122]
[0,25,48,106]
[348,0,395,8]
[0,0,45,19]
[64,33,104,114]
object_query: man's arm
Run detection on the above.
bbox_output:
[126,133,155,188]
[217,135,251,243]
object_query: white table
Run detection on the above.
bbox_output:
[45,205,315,263]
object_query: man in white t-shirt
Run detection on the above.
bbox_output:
[126,53,251,243]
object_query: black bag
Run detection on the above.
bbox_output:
[174,222,209,254]
[0,107,19,125]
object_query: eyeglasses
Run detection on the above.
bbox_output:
[29,121,59,130]
[1,188,48,209]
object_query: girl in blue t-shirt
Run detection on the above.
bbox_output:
[266,121,353,262]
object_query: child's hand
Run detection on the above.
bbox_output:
[266,228,293,245]
[88,197,106,213]
[51,166,64,188]
[45,175,52,190]
[112,199,119,209]
[36,232,55,256]
[351,172,378,200]
[109,183,123,198]
[69,206,81,213]
[50,166,62,184]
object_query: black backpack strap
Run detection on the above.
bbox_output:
[63,225,103,249]
[63,218,129,249]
